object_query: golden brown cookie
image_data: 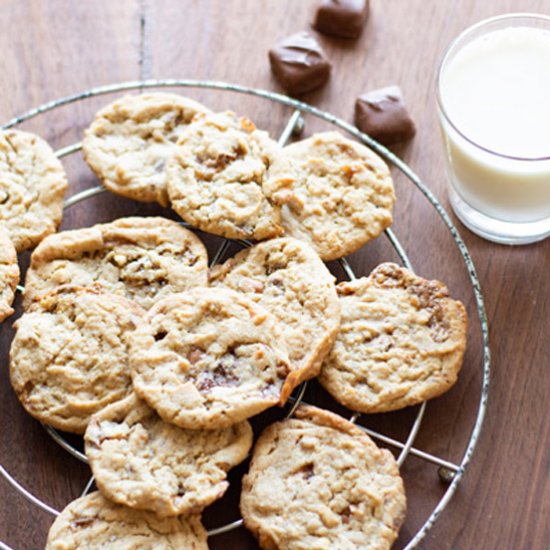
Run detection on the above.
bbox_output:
[82,93,211,206]
[209,238,340,402]
[45,491,208,550]
[85,393,253,516]
[0,129,68,252]
[240,404,406,549]
[23,216,208,310]
[10,286,145,434]
[265,131,395,260]
[130,287,291,430]
[0,228,19,322]
[166,111,283,240]
[319,263,468,413]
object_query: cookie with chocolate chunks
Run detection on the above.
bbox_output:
[166,111,283,241]
[82,93,211,206]
[85,393,252,517]
[265,131,395,261]
[10,286,145,434]
[130,287,292,430]
[319,263,468,413]
[46,491,208,550]
[0,129,68,252]
[240,404,406,550]
[23,216,208,311]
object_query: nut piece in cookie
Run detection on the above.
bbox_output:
[209,237,341,402]
[0,129,68,252]
[45,491,208,550]
[265,131,395,261]
[268,32,332,95]
[82,93,211,206]
[167,111,284,241]
[0,228,19,322]
[355,86,416,146]
[23,216,208,310]
[85,393,253,517]
[319,263,468,413]
[130,287,292,429]
[10,286,145,434]
[240,404,406,550]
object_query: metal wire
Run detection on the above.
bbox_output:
[287,395,459,472]
[0,466,59,517]
[80,476,95,498]
[43,426,87,464]
[0,80,490,549]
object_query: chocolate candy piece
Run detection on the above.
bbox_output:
[313,0,369,39]
[268,32,331,96]
[354,86,416,146]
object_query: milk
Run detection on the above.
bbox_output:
[438,17,550,241]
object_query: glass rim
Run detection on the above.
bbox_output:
[436,12,550,162]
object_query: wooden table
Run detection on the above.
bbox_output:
[0,1,548,548]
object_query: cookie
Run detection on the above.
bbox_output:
[23,216,208,310]
[82,93,211,206]
[130,287,291,430]
[85,393,253,516]
[209,238,340,402]
[45,491,208,550]
[319,263,468,413]
[240,404,406,550]
[0,129,68,252]
[10,286,145,433]
[166,111,283,240]
[0,228,19,322]
[265,131,395,260]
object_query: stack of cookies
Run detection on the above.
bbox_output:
[0,92,468,550]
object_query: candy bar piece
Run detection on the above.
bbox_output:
[354,86,416,146]
[268,32,331,95]
[313,0,370,39]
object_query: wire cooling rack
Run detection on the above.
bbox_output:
[0,80,490,549]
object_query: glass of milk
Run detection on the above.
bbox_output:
[437,14,550,244]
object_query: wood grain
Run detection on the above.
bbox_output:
[0,0,548,548]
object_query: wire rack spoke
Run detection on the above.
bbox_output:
[43,425,88,464]
[63,184,106,208]
[0,465,59,517]
[0,81,489,550]
[355,425,460,473]
[207,519,244,537]
[81,476,95,498]
[56,141,82,158]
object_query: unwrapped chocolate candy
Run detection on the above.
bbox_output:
[313,0,369,39]
[354,86,416,146]
[268,32,331,95]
